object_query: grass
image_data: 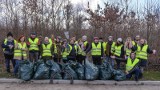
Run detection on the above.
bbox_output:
[143,71,160,81]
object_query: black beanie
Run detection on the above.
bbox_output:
[7,32,13,37]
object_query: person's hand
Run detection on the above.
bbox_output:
[153,50,156,55]
[27,42,30,45]
[129,42,133,48]
[39,56,42,59]
[111,56,116,59]
[125,55,128,60]
[21,48,26,51]
[125,71,129,74]
[52,55,54,58]
[8,45,13,49]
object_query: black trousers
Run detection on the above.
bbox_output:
[92,56,102,65]
[77,54,86,64]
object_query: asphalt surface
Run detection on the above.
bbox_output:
[0,83,160,90]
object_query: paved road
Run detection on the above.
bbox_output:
[0,83,160,90]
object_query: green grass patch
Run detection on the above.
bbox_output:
[143,71,160,80]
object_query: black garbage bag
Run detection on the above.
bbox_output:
[113,69,126,81]
[18,60,34,81]
[75,63,85,80]
[63,63,78,80]
[99,62,113,80]
[85,60,99,80]
[46,60,62,79]
[33,60,50,79]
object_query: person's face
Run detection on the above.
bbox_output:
[79,40,83,45]
[70,40,74,44]
[130,53,135,59]
[20,37,25,42]
[31,34,36,38]
[140,39,145,45]
[127,39,131,43]
[117,41,121,44]
[7,36,13,40]
[94,39,99,43]
[56,38,60,42]
[72,37,76,41]
[99,39,103,42]
[108,37,112,41]
[44,38,49,43]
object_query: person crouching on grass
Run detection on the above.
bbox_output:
[126,52,142,81]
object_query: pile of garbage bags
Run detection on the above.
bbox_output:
[18,60,126,81]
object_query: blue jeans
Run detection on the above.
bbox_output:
[106,56,114,67]
[14,60,23,74]
[126,68,141,81]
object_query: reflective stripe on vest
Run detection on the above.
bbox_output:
[126,48,131,56]
[78,45,86,56]
[114,45,123,57]
[132,41,136,46]
[14,42,27,57]
[111,42,115,54]
[28,38,39,51]
[84,41,88,46]
[137,45,148,60]
[126,58,139,71]
[103,42,107,52]
[91,42,101,56]
[54,44,57,54]
[62,44,78,58]
[42,44,52,56]
[49,39,53,44]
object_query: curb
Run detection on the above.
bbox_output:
[0,78,160,85]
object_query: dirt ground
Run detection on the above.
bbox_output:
[0,83,160,90]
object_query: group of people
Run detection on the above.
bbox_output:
[1,32,156,81]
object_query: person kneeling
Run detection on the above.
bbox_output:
[125,52,142,81]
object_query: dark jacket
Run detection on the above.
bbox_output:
[68,44,77,59]
[1,39,15,55]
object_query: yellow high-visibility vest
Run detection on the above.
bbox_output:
[62,44,78,58]
[114,45,123,57]
[111,42,116,54]
[136,45,148,60]
[42,44,52,57]
[126,57,139,71]
[126,48,131,56]
[77,45,86,56]
[91,42,102,56]
[14,42,27,58]
[28,38,39,51]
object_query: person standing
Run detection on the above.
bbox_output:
[86,37,103,65]
[124,37,134,58]
[1,32,16,73]
[14,35,28,75]
[62,39,78,63]
[27,32,40,62]
[54,36,62,63]
[105,36,115,67]
[111,38,125,69]
[40,37,54,63]
[133,39,156,72]
[77,38,86,64]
